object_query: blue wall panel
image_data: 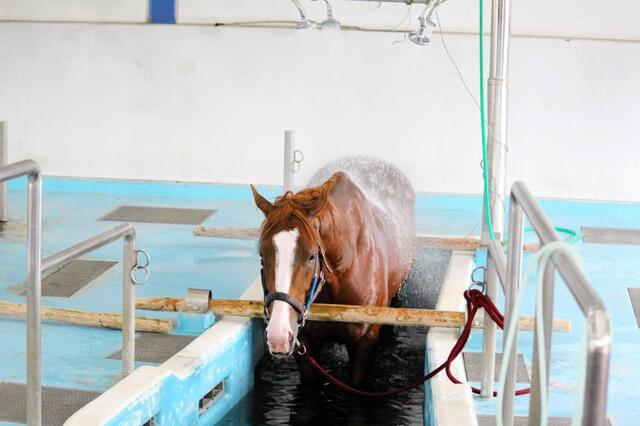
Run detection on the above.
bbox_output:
[149,0,176,24]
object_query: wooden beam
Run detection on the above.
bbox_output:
[0,301,174,333]
[192,226,538,251]
[193,226,259,240]
[136,297,570,333]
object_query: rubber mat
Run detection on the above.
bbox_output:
[100,205,216,225]
[36,259,117,297]
[463,352,530,383]
[108,333,196,364]
[0,382,99,426]
[582,226,640,245]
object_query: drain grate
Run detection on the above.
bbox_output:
[108,333,196,364]
[628,288,640,328]
[21,259,117,298]
[463,352,530,383]
[0,382,99,426]
[582,226,640,245]
[100,206,216,226]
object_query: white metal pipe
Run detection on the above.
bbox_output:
[27,170,42,426]
[122,234,136,375]
[502,196,524,426]
[485,0,512,242]
[42,223,133,273]
[0,122,7,222]
[284,130,295,192]
[480,258,498,397]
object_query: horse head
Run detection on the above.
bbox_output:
[251,182,335,357]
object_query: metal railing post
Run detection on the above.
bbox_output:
[480,256,498,397]
[0,122,8,222]
[0,160,43,426]
[502,196,524,426]
[582,308,611,426]
[528,261,555,425]
[122,234,137,375]
[26,169,42,426]
[284,130,295,192]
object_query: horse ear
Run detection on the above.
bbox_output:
[250,185,274,216]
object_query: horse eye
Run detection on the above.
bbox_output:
[308,255,315,262]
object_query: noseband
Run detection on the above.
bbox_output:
[261,249,329,328]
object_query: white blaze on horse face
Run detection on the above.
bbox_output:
[266,228,300,354]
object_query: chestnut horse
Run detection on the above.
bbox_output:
[251,157,415,386]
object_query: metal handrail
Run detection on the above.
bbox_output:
[482,181,610,426]
[0,160,42,426]
[42,223,141,378]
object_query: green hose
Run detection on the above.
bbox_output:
[478,0,581,245]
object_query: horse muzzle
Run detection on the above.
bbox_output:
[265,329,296,358]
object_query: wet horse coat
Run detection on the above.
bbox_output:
[252,157,415,386]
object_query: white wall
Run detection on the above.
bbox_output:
[0,2,639,202]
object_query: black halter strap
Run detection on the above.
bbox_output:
[264,292,305,315]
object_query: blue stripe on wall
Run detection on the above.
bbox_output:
[149,0,176,24]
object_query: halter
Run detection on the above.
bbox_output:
[260,249,329,328]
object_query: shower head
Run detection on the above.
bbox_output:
[320,0,341,30]
[409,15,436,45]
[409,1,440,45]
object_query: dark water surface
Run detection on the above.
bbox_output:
[219,249,451,426]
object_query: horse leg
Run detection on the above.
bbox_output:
[347,324,381,387]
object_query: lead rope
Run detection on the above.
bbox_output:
[297,289,531,398]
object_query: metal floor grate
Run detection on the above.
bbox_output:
[478,415,611,426]
[100,206,216,225]
[582,226,640,245]
[0,382,99,426]
[108,333,196,364]
[628,288,640,328]
[21,259,117,298]
[463,352,530,383]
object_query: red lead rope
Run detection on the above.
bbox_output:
[298,289,531,398]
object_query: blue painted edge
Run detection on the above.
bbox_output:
[149,0,176,24]
[104,319,264,425]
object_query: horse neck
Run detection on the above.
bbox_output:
[317,193,369,276]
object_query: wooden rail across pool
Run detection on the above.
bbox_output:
[135,297,571,332]
[192,226,539,252]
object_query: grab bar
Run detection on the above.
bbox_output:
[481,181,610,426]
[0,160,42,426]
[42,223,144,378]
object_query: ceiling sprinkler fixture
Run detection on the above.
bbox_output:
[409,1,440,45]
[290,0,314,29]
[320,0,341,30]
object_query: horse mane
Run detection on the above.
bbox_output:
[260,173,340,245]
